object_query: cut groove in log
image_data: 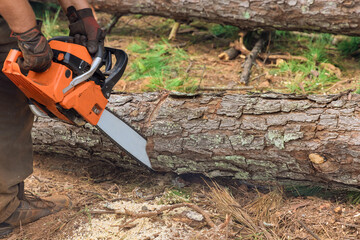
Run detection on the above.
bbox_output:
[32,91,360,190]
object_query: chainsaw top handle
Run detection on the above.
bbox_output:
[49,36,128,99]
[101,47,128,99]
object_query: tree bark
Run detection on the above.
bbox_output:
[32,91,360,190]
[36,0,360,36]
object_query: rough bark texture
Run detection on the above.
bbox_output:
[33,92,360,189]
[37,0,360,36]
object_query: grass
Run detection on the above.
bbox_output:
[286,185,360,205]
[158,188,191,204]
[347,192,360,204]
[210,24,239,39]
[38,11,360,94]
[126,39,198,92]
[269,31,343,94]
[273,60,339,94]
[337,36,360,56]
[42,8,69,39]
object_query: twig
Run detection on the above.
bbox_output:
[326,78,354,91]
[298,220,321,240]
[168,22,181,40]
[250,73,266,83]
[184,203,216,228]
[185,61,194,74]
[32,175,43,183]
[232,32,307,63]
[262,32,272,64]
[259,53,307,62]
[219,214,232,230]
[106,14,122,34]
[91,202,216,228]
[240,32,268,85]
[110,196,133,202]
[218,48,240,61]
[232,31,250,55]
[196,65,207,90]
[143,193,163,201]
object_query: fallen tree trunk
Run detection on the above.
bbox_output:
[37,0,360,36]
[33,91,360,189]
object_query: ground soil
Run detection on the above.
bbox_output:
[6,154,360,240]
[6,15,360,239]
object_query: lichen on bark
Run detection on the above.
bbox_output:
[32,92,360,189]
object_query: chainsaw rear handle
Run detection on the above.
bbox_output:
[101,47,128,99]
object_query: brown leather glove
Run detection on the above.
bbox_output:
[11,22,53,72]
[66,6,105,55]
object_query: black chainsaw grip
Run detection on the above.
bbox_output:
[101,47,128,99]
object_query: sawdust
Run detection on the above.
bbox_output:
[68,202,196,240]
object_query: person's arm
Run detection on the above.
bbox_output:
[0,0,36,33]
[57,0,105,54]
[0,0,52,72]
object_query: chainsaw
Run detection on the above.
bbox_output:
[2,37,152,170]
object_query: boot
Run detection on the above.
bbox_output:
[17,182,24,201]
[0,194,71,238]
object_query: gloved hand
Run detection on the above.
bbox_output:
[11,22,53,72]
[66,6,106,55]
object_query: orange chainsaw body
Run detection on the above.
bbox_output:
[2,40,108,125]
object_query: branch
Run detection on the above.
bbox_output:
[239,33,268,85]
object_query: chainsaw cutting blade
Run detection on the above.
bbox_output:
[96,109,152,170]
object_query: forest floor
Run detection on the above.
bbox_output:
[7,14,360,239]
[100,15,360,95]
[7,154,360,240]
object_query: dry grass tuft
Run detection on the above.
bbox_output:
[246,186,284,223]
[208,181,279,239]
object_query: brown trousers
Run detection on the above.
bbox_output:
[0,18,34,223]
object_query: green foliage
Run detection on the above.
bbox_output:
[42,9,69,38]
[347,192,360,205]
[272,60,339,94]
[337,37,360,56]
[210,24,239,39]
[127,39,197,92]
[158,188,191,204]
[30,2,59,19]
[270,32,341,94]
[305,38,330,63]
[287,185,329,198]
[286,186,360,205]
[272,31,333,56]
